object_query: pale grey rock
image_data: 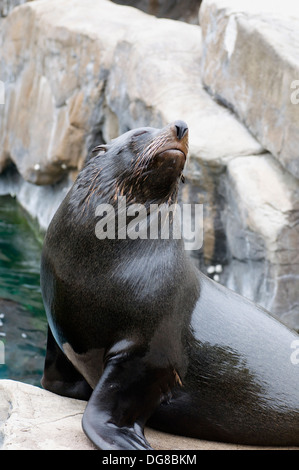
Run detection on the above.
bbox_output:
[0,0,32,17]
[0,379,92,450]
[105,20,263,161]
[1,379,295,450]
[222,153,299,330]
[0,0,154,184]
[200,0,299,178]
[0,0,263,186]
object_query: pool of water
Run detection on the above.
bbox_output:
[0,195,47,386]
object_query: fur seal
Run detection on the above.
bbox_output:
[40,120,299,450]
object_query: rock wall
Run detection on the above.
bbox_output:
[200,0,299,330]
[0,0,32,17]
[200,0,299,179]
[0,0,298,329]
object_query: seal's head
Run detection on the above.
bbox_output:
[89,120,189,205]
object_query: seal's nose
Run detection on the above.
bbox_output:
[174,120,188,140]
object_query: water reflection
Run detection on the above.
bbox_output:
[0,196,47,385]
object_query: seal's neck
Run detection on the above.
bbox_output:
[93,195,184,246]
[73,156,182,225]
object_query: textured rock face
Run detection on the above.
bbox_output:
[0,380,295,450]
[0,0,261,185]
[0,0,299,329]
[198,0,299,330]
[222,154,299,327]
[200,0,299,179]
[0,379,92,450]
[0,0,31,17]
[0,0,137,184]
[0,0,203,184]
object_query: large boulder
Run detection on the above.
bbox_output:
[0,0,140,184]
[0,0,262,186]
[198,0,299,330]
[200,0,299,179]
[222,153,299,329]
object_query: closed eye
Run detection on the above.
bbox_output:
[92,144,108,155]
[133,130,148,137]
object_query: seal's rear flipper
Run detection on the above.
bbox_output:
[82,353,175,450]
[41,326,93,401]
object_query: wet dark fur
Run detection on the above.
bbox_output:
[41,122,299,450]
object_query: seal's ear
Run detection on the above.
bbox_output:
[92,144,109,156]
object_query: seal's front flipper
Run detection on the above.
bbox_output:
[82,352,176,450]
[41,326,92,401]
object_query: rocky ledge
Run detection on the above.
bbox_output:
[0,379,297,450]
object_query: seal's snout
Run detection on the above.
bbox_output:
[153,120,189,169]
[174,120,188,140]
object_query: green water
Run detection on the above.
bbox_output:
[0,195,47,386]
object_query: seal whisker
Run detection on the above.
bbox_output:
[135,133,168,169]
[81,168,103,214]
